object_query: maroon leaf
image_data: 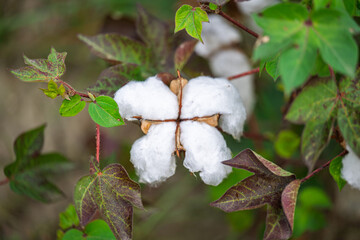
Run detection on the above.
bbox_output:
[74,159,143,240]
[211,149,299,240]
[11,48,67,82]
[174,40,197,71]
[78,33,150,66]
[87,64,143,96]
[281,179,301,230]
[264,204,292,240]
[136,4,171,70]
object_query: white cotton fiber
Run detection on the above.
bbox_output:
[181,76,246,140]
[195,15,242,58]
[130,122,177,184]
[342,146,360,190]
[180,121,232,186]
[209,49,255,115]
[114,76,178,120]
[237,0,279,15]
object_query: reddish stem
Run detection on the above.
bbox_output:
[301,150,348,183]
[96,124,100,163]
[58,80,91,98]
[228,67,260,80]
[0,178,9,186]
[218,11,259,38]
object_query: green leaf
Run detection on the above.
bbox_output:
[209,3,218,10]
[174,40,197,71]
[301,119,333,171]
[199,0,230,6]
[87,64,143,96]
[337,105,360,157]
[265,56,280,81]
[312,9,358,78]
[286,78,337,124]
[62,219,116,240]
[174,4,209,42]
[79,34,150,65]
[59,95,86,117]
[329,156,347,191]
[275,130,300,159]
[41,80,60,99]
[88,96,124,128]
[74,162,143,240]
[59,204,80,230]
[62,229,84,240]
[4,125,71,202]
[278,30,317,94]
[211,149,297,240]
[11,48,67,82]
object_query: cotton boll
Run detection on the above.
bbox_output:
[194,15,242,58]
[342,146,360,190]
[114,76,178,120]
[180,121,232,186]
[181,76,246,140]
[130,122,177,184]
[237,0,279,15]
[209,49,255,116]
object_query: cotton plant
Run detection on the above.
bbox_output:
[194,14,255,115]
[342,146,360,190]
[114,75,246,186]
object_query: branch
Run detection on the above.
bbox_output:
[58,80,92,99]
[96,124,100,163]
[218,11,259,38]
[0,178,9,186]
[301,150,348,183]
[228,67,260,80]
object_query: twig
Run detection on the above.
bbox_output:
[228,68,260,80]
[218,11,259,38]
[0,178,9,186]
[96,124,100,163]
[58,80,91,99]
[301,150,348,183]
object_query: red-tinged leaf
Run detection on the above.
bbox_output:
[281,179,301,230]
[340,76,360,109]
[11,48,67,82]
[78,34,151,66]
[88,64,143,96]
[211,149,299,240]
[301,119,334,171]
[174,40,197,71]
[136,5,171,70]
[223,148,294,177]
[264,204,292,240]
[74,160,143,240]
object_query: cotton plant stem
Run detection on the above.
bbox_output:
[58,80,92,99]
[301,150,348,183]
[228,67,260,80]
[96,124,100,163]
[0,178,9,186]
[218,11,259,38]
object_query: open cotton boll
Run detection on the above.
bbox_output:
[180,121,232,186]
[194,15,242,58]
[114,76,178,120]
[130,122,177,184]
[209,49,255,116]
[341,146,360,190]
[181,76,246,140]
[237,0,279,15]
